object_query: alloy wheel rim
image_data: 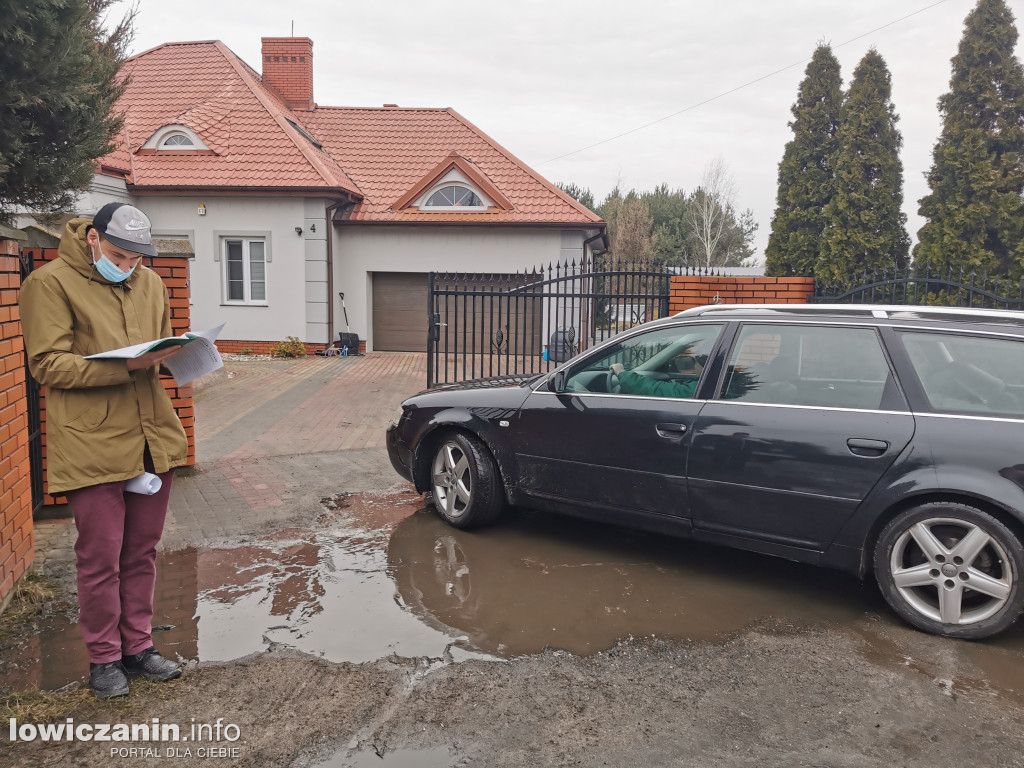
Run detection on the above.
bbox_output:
[432,442,472,519]
[890,517,1013,625]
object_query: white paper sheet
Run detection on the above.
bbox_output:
[125,472,162,495]
[85,323,226,385]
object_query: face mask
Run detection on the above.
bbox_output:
[92,245,137,283]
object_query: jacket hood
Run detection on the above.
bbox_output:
[58,217,143,287]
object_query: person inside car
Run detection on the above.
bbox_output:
[610,354,703,398]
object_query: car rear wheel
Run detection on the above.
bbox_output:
[873,502,1024,639]
[429,433,504,530]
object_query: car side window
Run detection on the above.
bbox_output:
[899,331,1024,416]
[563,323,724,398]
[720,324,897,410]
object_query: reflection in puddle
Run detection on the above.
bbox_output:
[7,490,1024,707]
[389,508,876,656]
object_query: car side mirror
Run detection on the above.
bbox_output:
[549,370,567,393]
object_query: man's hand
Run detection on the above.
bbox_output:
[126,346,185,372]
[610,363,625,376]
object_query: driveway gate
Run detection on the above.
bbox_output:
[426,256,672,386]
[19,249,44,514]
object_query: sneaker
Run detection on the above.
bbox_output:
[122,647,182,682]
[89,661,130,699]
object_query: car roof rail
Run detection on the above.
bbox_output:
[674,303,1024,323]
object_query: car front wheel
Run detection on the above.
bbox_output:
[873,502,1024,639]
[429,432,504,530]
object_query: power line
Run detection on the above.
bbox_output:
[536,0,952,167]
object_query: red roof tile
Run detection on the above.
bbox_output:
[111,41,359,195]
[303,107,599,224]
[104,41,601,226]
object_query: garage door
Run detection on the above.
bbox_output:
[373,272,429,352]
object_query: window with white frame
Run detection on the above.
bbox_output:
[223,238,267,304]
[142,124,210,151]
[421,184,486,210]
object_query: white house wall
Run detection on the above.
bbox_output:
[334,227,585,352]
[139,196,326,343]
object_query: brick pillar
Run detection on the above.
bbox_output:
[669,275,816,313]
[0,237,33,610]
[148,255,197,468]
[23,248,198,508]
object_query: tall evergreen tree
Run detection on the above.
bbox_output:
[818,49,909,284]
[765,45,843,277]
[0,0,133,216]
[914,0,1024,279]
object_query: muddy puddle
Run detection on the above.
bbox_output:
[6,489,1024,703]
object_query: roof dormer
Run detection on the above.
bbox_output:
[393,154,513,213]
[141,124,211,152]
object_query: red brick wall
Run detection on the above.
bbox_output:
[261,37,314,110]
[22,248,197,507]
[669,275,816,314]
[0,240,32,609]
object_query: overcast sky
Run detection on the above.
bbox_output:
[106,0,1022,258]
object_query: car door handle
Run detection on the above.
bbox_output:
[847,438,889,457]
[656,423,688,439]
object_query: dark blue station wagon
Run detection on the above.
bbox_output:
[387,304,1024,639]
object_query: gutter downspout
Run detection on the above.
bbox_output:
[325,201,342,345]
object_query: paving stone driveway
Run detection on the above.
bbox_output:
[33,352,428,579]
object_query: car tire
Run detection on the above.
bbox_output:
[428,432,505,530]
[873,502,1024,639]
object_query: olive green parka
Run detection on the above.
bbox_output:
[19,218,188,494]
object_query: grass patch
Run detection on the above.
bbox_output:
[1,688,95,723]
[2,677,186,724]
[1,573,57,630]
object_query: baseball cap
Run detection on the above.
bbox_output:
[91,202,157,257]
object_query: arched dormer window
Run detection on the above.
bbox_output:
[162,133,195,147]
[141,124,210,152]
[424,185,484,208]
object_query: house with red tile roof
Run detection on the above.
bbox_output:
[78,36,605,352]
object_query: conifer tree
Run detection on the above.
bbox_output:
[0,0,133,216]
[817,49,909,284]
[914,0,1024,279]
[765,45,842,277]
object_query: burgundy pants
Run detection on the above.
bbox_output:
[65,470,175,664]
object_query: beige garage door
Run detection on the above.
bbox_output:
[372,272,429,352]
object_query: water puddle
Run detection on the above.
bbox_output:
[6,489,1024,702]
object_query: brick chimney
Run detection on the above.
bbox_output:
[261,37,314,110]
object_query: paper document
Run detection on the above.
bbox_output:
[85,323,226,385]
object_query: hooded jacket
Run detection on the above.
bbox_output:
[19,218,188,493]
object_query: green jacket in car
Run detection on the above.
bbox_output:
[19,218,189,494]
[618,370,699,399]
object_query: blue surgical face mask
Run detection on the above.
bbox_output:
[92,245,137,283]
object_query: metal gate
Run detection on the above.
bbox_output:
[426,256,672,386]
[814,266,1024,309]
[19,249,44,514]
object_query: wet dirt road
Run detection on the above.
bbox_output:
[6,488,1024,767]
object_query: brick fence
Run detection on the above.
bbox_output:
[0,237,32,611]
[669,274,816,313]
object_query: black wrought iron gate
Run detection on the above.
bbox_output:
[814,266,1024,310]
[426,256,671,386]
[18,249,44,514]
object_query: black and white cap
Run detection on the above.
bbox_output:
[91,202,157,257]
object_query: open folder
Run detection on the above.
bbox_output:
[85,323,226,386]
